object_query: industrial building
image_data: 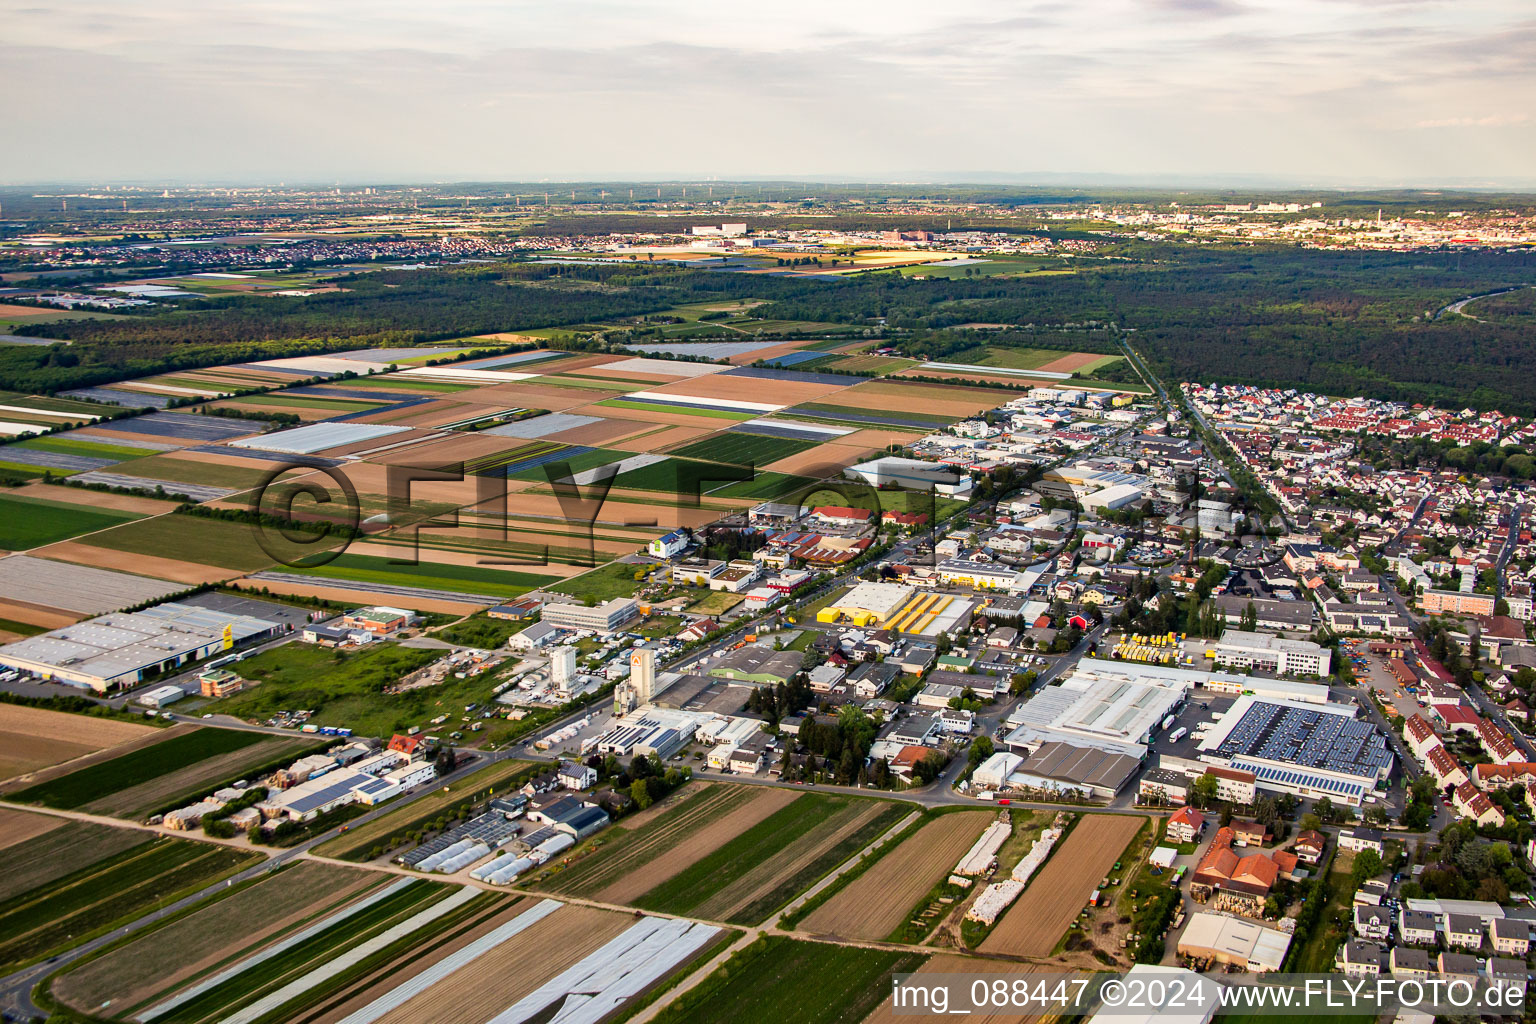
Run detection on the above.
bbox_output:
[842,456,967,494]
[1007,740,1141,798]
[1208,629,1332,677]
[1004,658,1189,758]
[1195,694,1394,806]
[0,601,284,693]
[1177,912,1293,972]
[539,597,640,633]
[706,646,802,685]
[1069,657,1330,705]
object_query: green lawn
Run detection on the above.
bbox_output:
[432,612,532,648]
[297,552,554,598]
[0,493,143,550]
[547,560,650,602]
[11,728,266,810]
[647,936,924,1024]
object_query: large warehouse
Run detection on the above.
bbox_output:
[0,601,284,693]
[1195,694,1394,806]
[817,581,974,637]
[1004,657,1188,758]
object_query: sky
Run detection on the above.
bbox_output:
[3,0,1534,186]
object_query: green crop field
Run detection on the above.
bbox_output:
[0,835,258,969]
[610,456,746,494]
[791,402,956,426]
[648,936,923,1024]
[669,431,816,467]
[297,551,552,597]
[115,455,273,490]
[946,345,1067,369]
[206,641,494,737]
[633,795,908,924]
[597,398,756,421]
[12,728,266,809]
[0,391,118,416]
[0,493,143,550]
[708,471,820,500]
[13,436,156,461]
[83,512,340,571]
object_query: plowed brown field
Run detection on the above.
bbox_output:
[542,784,798,905]
[862,955,1049,1024]
[0,704,156,781]
[980,815,1145,958]
[800,811,992,940]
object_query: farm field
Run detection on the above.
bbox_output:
[59,512,327,572]
[648,935,924,1024]
[668,430,817,467]
[799,810,993,941]
[11,727,321,820]
[51,861,381,1017]
[708,470,819,500]
[633,794,908,924]
[326,902,640,1024]
[10,726,266,809]
[861,954,1050,1024]
[0,807,63,851]
[294,552,553,600]
[0,702,158,781]
[535,783,797,904]
[135,878,481,1024]
[979,814,1147,957]
[311,758,536,862]
[0,830,259,968]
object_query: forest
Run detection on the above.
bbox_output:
[9,243,1536,412]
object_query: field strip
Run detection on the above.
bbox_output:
[137,878,418,1021]
[692,800,889,922]
[334,899,562,1024]
[587,787,797,903]
[219,885,481,1024]
[979,815,1145,958]
[781,809,920,921]
[485,916,721,1024]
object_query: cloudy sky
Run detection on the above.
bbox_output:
[3,0,1532,185]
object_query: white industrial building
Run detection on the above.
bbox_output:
[1068,657,1330,706]
[540,597,640,633]
[0,601,284,693]
[1176,913,1292,972]
[1003,658,1188,759]
[843,456,970,495]
[1209,630,1333,677]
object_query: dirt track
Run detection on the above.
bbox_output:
[979,815,1145,958]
